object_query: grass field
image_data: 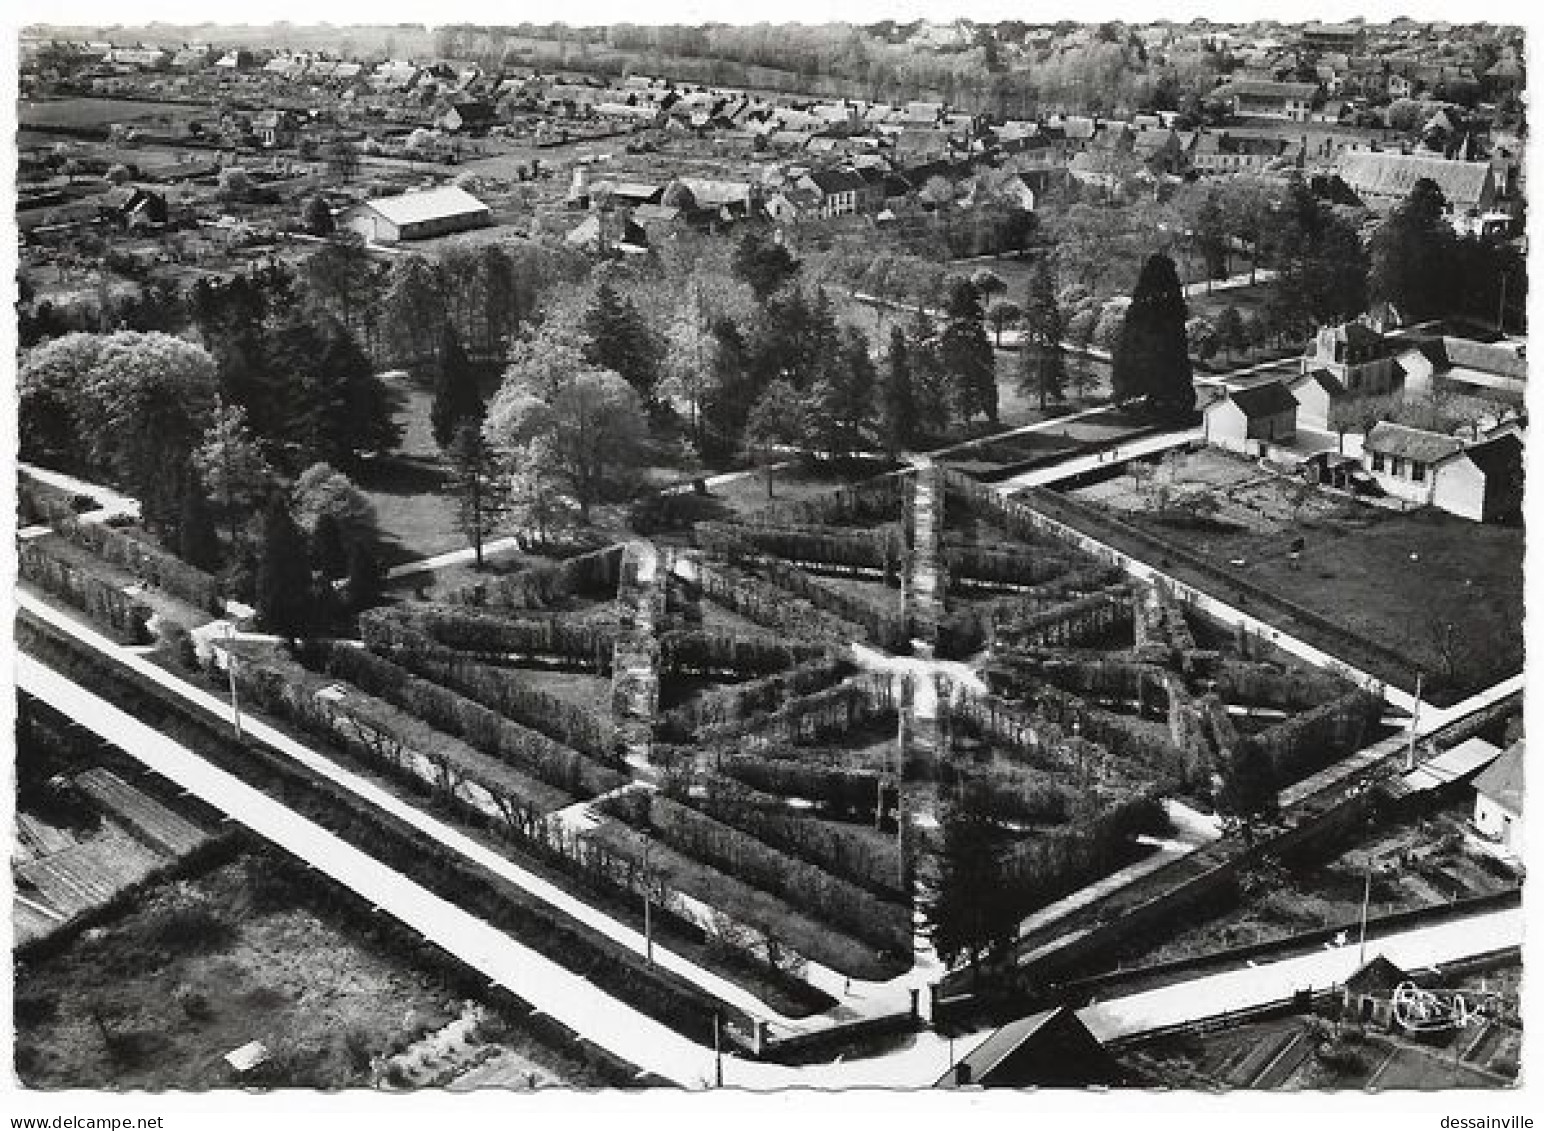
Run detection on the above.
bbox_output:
[1063,449,1524,701]
[19,97,207,132]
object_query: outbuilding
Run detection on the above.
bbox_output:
[341,185,491,244]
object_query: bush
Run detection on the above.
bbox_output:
[140,903,237,956]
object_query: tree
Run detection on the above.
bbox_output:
[301,194,334,237]
[177,470,222,573]
[1111,254,1194,421]
[483,360,645,523]
[582,279,662,402]
[378,254,448,368]
[217,167,254,203]
[939,280,997,424]
[193,403,276,543]
[447,422,502,569]
[879,327,918,458]
[76,332,220,530]
[811,326,878,458]
[286,317,400,468]
[986,299,1022,347]
[1267,175,1369,333]
[744,380,807,498]
[430,322,484,448]
[309,512,350,580]
[291,463,379,551]
[1018,262,1066,410]
[18,332,104,464]
[1216,304,1247,359]
[1368,178,1456,324]
[255,496,313,637]
[731,229,800,301]
[345,539,384,611]
[925,799,1018,977]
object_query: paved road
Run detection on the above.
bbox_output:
[1077,906,1523,1044]
[19,461,140,522]
[993,427,1205,491]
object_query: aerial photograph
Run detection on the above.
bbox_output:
[6,1,1530,1113]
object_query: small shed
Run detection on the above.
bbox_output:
[935,1006,1123,1089]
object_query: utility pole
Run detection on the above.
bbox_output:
[1356,866,1372,969]
[1405,672,1423,772]
[641,831,653,965]
[223,622,243,741]
[1497,269,1508,334]
[713,1009,723,1088]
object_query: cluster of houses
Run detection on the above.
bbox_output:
[1203,319,1526,524]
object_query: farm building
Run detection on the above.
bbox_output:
[1394,336,1528,402]
[1472,740,1524,861]
[1204,380,1298,452]
[340,186,491,244]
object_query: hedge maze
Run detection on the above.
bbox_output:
[19,457,1392,1023]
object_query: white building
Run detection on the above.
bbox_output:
[341,185,491,244]
[1472,740,1523,861]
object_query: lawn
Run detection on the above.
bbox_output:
[1060,450,1524,702]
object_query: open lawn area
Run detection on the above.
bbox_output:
[1058,449,1523,702]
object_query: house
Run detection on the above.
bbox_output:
[1394,337,1527,402]
[171,45,213,70]
[100,186,168,230]
[1289,321,1403,431]
[1429,432,1525,523]
[1204,380,1298,452]
[794,167,877,218]
[1361,421,1465,505]
[1472,740,1523,861]
[340,185,491,243]
[1190,132,1297,174]
[438,100,497,134]
[935,1007,1123,1089]
[1334,151,1498,227]
[1300,23,1365,53]
[1212,79,1320,122]
[213,49,253,71]
[251,109,296,148]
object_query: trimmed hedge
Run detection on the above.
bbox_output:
[45,511,223,614]
[730,675,900,747]
[229,646,574,822]
[447,544,625,610]
[19,540,152,643]
[304,642,628,792]
[1243,688,1384,791]
[694,558,863,642]
[658,630,828,679]
[360,611,613,758]
[658,658,854,742]
[671,772,908,900]
[644,792,912,954]
[363,606,616,671]
[740,475,906,529]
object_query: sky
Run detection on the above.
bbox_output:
[10,0,1537,32]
